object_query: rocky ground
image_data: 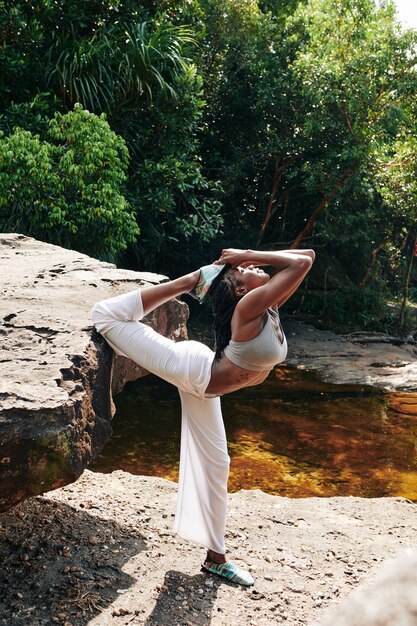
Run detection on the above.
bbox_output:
[283,320,417,392]
[1,470,416,626]
[2,263,417,626]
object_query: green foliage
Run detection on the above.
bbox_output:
[48,19,197,110]
[291,285,398,332]
[409,288,417,303]
[0,92,60,137]
[0,104,139,259]
[197,0,417,247]
[0,0,223,271]
[123,68,224,269]
[0,0,46,108]
[0,0,416,330]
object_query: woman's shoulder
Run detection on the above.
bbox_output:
[232,306,268,327]
[230,307,268,341]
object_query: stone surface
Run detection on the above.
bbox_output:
[1,469,417,625]
[285,320,417,392]
[0,233,188,512]
[317,549,417,626]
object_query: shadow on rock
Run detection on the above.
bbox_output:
[145,569,237,625]
[0,496,146,625]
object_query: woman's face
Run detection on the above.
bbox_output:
[229,265,270,294]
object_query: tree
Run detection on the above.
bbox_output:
[373,134,417,331]
[285,0,417,247]
[0,105,139,259]
[0,0,223,271]
[0,0,415,328]
[43,1,224,270]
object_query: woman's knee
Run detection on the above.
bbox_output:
[91,290,144,334]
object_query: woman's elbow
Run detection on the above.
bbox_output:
[297,256,313,273]
[305,249,316,263]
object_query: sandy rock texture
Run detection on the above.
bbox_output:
[0,233,188,512]
[317,549,417,626]
[284,320,417,392]
[0,470,416,626]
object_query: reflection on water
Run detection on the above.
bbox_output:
[91,366,417,500]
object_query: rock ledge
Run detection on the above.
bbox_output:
[0,234,188,512]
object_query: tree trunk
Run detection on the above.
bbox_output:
[257,157,282,246]
[291,164,359,248]
[398,234,417,335]
[360,241,387,286]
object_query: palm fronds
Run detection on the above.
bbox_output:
[46,20,197,112]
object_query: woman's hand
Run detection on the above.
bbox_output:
[213,248,253,267]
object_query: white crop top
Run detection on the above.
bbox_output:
[223,309,287,371]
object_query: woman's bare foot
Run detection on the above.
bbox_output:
[206,549,227,564]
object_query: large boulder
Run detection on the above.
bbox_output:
[317,549,417,626]
[0,234,188,512]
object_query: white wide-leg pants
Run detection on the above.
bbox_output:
[91,289,230,553]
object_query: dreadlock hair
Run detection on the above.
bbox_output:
[209,269,243,361]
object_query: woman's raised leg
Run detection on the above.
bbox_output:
[91,287,212,397]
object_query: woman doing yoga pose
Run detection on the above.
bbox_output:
[91,247,314,586]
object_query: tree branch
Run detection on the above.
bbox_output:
[291,163,359,248]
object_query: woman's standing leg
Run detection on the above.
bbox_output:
[174,391,229,555]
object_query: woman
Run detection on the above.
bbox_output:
[91,247,314,586]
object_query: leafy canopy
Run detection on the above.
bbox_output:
[0,104,139,259]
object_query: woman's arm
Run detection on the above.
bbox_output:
[140,270,199,316]
[214,248,315,268]
[216,248,314,320]
[282,249,316,262]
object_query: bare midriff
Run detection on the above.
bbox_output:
[204,354,270,396]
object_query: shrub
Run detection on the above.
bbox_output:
[0,104,139,259]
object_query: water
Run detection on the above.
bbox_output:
[91,366,417,500]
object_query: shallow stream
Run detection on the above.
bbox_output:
[91,366,417,500]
